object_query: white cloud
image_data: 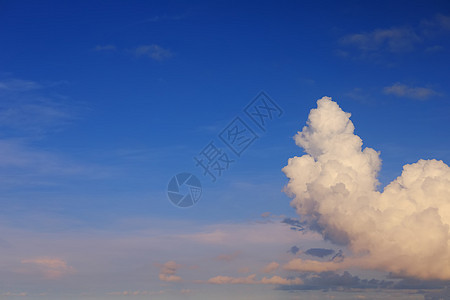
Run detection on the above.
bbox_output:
[383,83,439,100]
[0,79,41,92]
[134,44,172,61]
[340,27,421,53]
[340,14,450,56]
[283,96,450,280]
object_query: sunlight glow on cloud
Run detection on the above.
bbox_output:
[206,274,303,285]
[262,262,280,273]
[158,261,182,282]
[283,97,450,280]
[20,257,74,279]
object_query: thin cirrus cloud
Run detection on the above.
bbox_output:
[215,250,241,262]
[206,274,303,285]
[339,14,450,56]
[340,27,421,53]
[282,96,450,280]
[94,44,173,61]
[20,257,75,279]
[0,77,108,187]
[107,290,165,296]
[0,77,77,134]
[93,44,117,51]
[134,44,173,61]
[383,82,439,100]
[0,78,42,92]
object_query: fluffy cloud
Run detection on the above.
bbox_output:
[158,261,182,282]
[283,97,450,280]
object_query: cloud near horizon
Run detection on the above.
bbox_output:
[206,274,303,285]
[282,97,450,280]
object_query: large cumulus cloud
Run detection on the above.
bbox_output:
[283,97,450,280]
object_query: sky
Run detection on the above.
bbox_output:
[0,0,450,299]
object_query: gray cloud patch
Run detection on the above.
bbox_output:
[277,271,450,296]
[305,248,335,258]
[281,218,304,231]
[288,246,300,255]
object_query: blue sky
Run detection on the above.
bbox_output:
[0,0,450,298]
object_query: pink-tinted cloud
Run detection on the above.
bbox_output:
[262,262,279,273]
[206,274,302,285]
[158,261,182,282]
[215,251,241,262]
[20,257,74,279]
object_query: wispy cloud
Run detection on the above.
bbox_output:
[341,27,421,53]
[0,77,79,134]
[0,78,42,92]
[420,13,450,36]
[383,82,439,100]
[0,97,74,134]
[135,14,186,23]
[107,290,165,296]
[20,257,75,279]
[0,138,108,189]
[206,274,303,285]
[215,251,240,262]
[339,14,450,58]
[1,292,28,297]
[134,44,173,61]
[0,76,107,187]
[93,44,116,51]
